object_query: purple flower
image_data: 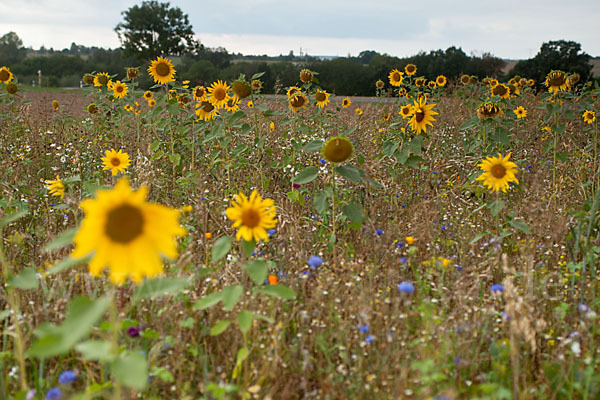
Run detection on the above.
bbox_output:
[58,370,76,384]
[307,256,323,269]
[127,326,141,338]
[491,283,504,293]
[46,387,62,400]
[292,183,301,189]
[397,281,415,294]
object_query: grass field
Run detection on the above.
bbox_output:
[0,66,599,400]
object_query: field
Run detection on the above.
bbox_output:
[1,65,599,400]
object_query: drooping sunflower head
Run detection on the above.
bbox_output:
[477,101,502,120]
[112,81,128,99]
[399,104,413,119]
[322,136,353,163]
[460,74,470,85]
[469,76,478,85]
[251,79,262,91]
[225,190,277,243]
[507,84,520,97]
[388,69,404,87]
[404,64,417,76]
[147,57,176,85]
[342,97,352,108]
[475,152,519,193]
[315,89,330,109]
[193,86,207,102]
[82,74,95,85]
[232,79,252,99]
[143,91,154,101]
[208,80,230,109]
[195,100,217,121]
[583,110,596,124]
[569,73,580,86]
[0,66,14,83]
[491,83,510,99]
[126,67,139,80]
[513,106,527,119]
[527,79,535,87]
[519,78,528,87]
[101,149,131,176]
[409,97,438,135]
[545,70,570,93]
[289,92,308,112]
[415,77,425,87]
[299,68,314,83]
[6,83,17,94]
[428,81,436,90]
[52,100,59,111]
[93,72,110,87]
[376,79,385,89]
[436,75,447,87]
[287,86,301,98]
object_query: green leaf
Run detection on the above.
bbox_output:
[244,259,268,285]
[335,164,361,183]
[0,209,29,229]
[488,199,505,217]
[111,351,148,390]
[221,285,243,311]
[44,227,78,252]
[508,217,531,234]
[405,155,424,169]
[210,320,231,336]
[341,202,363,223]
[237,311,253,334]
[382,139,399,157]
[7,267,39,290]
[406,135,423,155]
[460,116,479,130]
[48,254,92,274]
[292,166,319,184]
[469,232,487,245]
[134,277,189,299]
[314,190,330,214]
[396,147,409,164]
[212,236,233,263]
[241,239,255,257]
[259,285,297,300]
[236,347,250,365]
[194,291,224,310]
[251,72,265,80]
[303,140,324,152]
[75,340,114,362]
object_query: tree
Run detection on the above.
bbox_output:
[510,40,592,84]
[0,32,27,65]
[115,1,202,61]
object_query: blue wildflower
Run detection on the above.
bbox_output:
[267,228,276,236]
[58,370,76,384]
[491,283,504,293]
[359,325,369,333]
[46,387,62,400]
[397,281,415,293]
[307,255,323,269]
[375,229,383,236]
[365,334,374,344]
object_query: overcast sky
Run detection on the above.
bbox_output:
[1,0,599,59]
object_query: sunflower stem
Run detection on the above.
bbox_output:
[108,290,123,400]
[331,164,337,262]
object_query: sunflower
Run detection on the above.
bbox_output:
[491,83,510,99]
[195,101,217,121]
[93,72,110,87]
[168,89,177,100]
[300,69,314,83]
[232,80,251,98]
[177,93,191,108]
[382,112,390,121]
[398,88,407,97]
[460,74,470,85]
[289,92,308,112]
[315,89,331,108]
[415,77,425,87]
[482,77,491,87]
[404,64,417,76]
[287,86,301,98]
[226,190,277,243]
[87,103,98,114]
[0,66,13,83]
[193,86,207,102]
[355,107,363,116]
[477,102,502,120]
[83,74,95,85]
[148,99,156,108]
[124,104,133,112]
[490,79,499,87]
[375,79,385,89]
[545,70,570,94]
[71,178,186,285]
[428,81,437,90]
[52,100,59,111]
[399,104,413,119]
[469,76,478,84]
[247,100,254,108]
[182,80,190,89]
[322,136,353,163]
[436,75,447,87]
[224,95,240,112]
[143,91,154,101]
[507,84,520,97]
[409,97,438,134]
[513,106,527,119]
[583,110,596,124]
[6,83,17,94]
[111,81,128,99]
[476,153,519,193]
[207,80,230,109]
[527,79,535,87]
[126,67,139,80]
[251,80,262,91]
[101,149,131,176]
[45,175,65,200]
[388,69,404,87]
[148,56,176,85]
[519,78,528,87]
[342,97,352,108]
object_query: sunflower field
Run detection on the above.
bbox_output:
[0,60,599,399]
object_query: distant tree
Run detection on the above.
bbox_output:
[510,40,592,84]
[357,50,379,64]
[115,1,202,61]
[0,32,27,65]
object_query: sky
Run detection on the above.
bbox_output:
[1,0,599,59]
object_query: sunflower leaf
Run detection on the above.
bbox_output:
[336,165,362,183]
[44,227,78,252]
[210,320,231,336]
[111,351,148,390]
[0,209,29,229]
[292,166,319,184]
[221,285,243,311]
[237,311,253,335]
[7,267,38,290]
[259,285,297,300]
[134,277,189,299]
[212,236,233,263]
[244,259,269,286]
[341,202,363,223]
[303,140,324,152]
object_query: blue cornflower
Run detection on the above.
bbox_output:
[58,370,76,384]
[365,334,374,344]
[491,283,504,293]
[397,281,415,293]
[359,325,370,333]
[399,256,407,264]
[307,256,323,269]
[46,387,62,400]
[320,158,327,164]
[267,228,276,236]
[375,229,383,236]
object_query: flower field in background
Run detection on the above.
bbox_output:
[0,60,599,399]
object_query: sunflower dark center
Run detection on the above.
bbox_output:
[493,85,507,96]
[116,86,123,93]
[105,204,144,243]
[548,73,566,86]
[241,208,260,228]
[392,72,401,81]
[156,62,170,77]
[316,92,326,102]
[290,95,305,108]
[491,164,506,179]
[201,101,214,112]
[195,88,205,97]
[111,157,121,166]
[97,75,108,85]
[407,65,415,73]
[415,111,425,123]
[213,87,226,101]
[0,70,9,81]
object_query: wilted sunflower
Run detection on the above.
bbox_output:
[322,136,353,163]
[409,97,438,134]
[300,69,314,83]
[342,97,352,108]
[375,79,385,89]
[507,84,520,97]
[287,86,301,98]
[93,72,110,87]
[148,57,176,85]
[583,110,596,124]
[226,190,277,243]
[436,75,447,87]
[469,76,478,84]
[193,86,207,102]
[404,64,417,76]
[195,101,217,121]
[51,100,59,111]
[102,149,131,176]
[545,70,570,94]
[6,83,17,94]
[207,80,230,109]
[460,74,470,85]
[251,79,262,91]
[0,66,14,83]
[569,73,580,86]
[415,77,425,87]
[519,78,528,87]
[87,103,98,114]
[71,178,186,285]
[513,106,527,119]
[527,79,535,87]
[126,67,139,80]
[289,92,308,112]
[45,175,65,200]
[224,95,240,112]
[315,89,331,109]
[477,102,502,120]
[355,107,363,116]
[388,69,404,87]
[399,104,413,119]
[232,79,251,98]
[111,81,128,99]
[476,152,519,193]
[143,91,154,101]
[82,74,94,85]
[491,83,510,99]
[428,81,436,90]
